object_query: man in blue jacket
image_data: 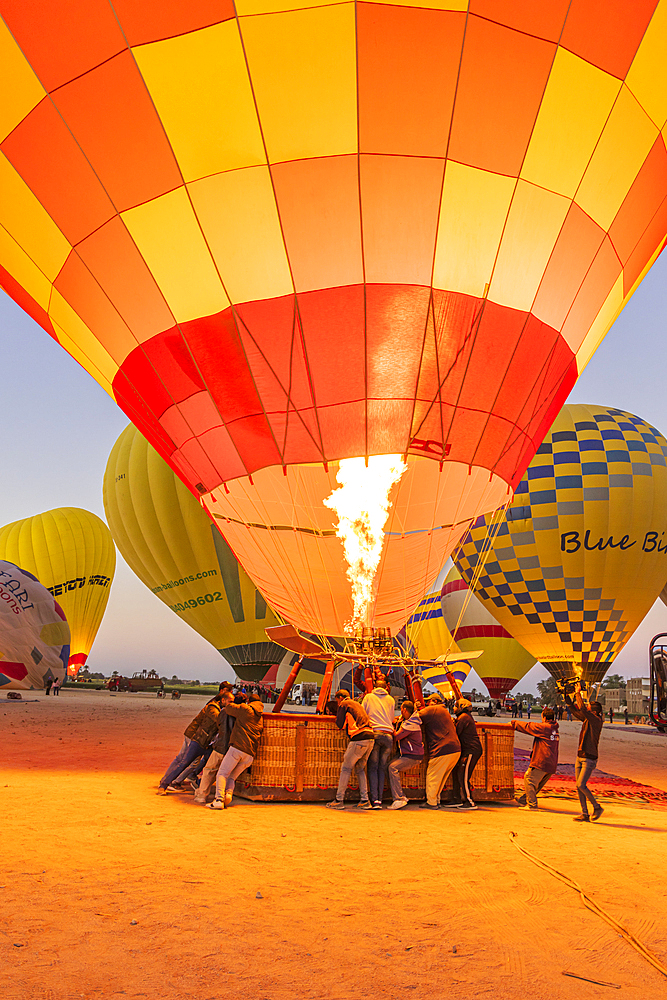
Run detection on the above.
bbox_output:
[388,700,424,809]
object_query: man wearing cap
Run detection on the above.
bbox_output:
[418,694,461,809]
[446,698,483,811]
[326,690,375,810]
[206,693,265,810]
[388,699,424,809]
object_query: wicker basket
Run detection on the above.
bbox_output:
[234,714,515,802]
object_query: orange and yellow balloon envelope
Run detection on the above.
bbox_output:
[2,4,667,636]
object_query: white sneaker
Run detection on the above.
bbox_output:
[208,799,224,810]
[389,798,408,810]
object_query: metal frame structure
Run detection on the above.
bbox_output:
[649,632,667,732]
[267,624,482,714]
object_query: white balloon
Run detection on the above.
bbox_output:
[0,561,70,690]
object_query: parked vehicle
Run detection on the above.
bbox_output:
[107,669,164,693]
[290,682,318,706]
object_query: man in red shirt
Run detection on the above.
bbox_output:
[512,708,559,811]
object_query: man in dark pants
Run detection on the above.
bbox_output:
[512,708,559,810]
[566,683,604,822]
[445,698,483,811]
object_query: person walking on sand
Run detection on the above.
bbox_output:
[157,688,231,794]
[445,698,483,811]
[206,694,265,809]
[418,694,461,810]
[512,708,559,811]
[388,700,424,809]
[362,677,396,809]
[326,690,375,810]
[565,683,604,823]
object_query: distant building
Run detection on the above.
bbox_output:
[598,687,625,711]
[626,677,650,716]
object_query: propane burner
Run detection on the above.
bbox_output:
[350,626,394,657]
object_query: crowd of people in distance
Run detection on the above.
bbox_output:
[155,677,605,820]
[510,700,532,719]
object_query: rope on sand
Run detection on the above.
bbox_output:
[508,831,667,979]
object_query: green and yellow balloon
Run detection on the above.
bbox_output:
[103,424,287,681]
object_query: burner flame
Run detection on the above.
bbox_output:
[324,455,407,633]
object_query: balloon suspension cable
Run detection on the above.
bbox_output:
[445,497,513,656]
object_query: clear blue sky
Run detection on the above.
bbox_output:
[1,251,667,689]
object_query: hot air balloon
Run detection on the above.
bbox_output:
[0,560,69,689]
[103,423,288,681]
[454,405,667,686]
[441,565,536,700]
[0,508,115,676]
[399,591,471,699]
[2,3,667,637]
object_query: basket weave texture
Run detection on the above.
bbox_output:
[235,714,514,801]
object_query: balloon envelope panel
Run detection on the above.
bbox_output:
[454,405,667,685]
[0,561,70,689]
[441,565,536,699]
[206,456,507,636]
[103,424,286,678]
[0,508,115,675]
[3,4,667,639]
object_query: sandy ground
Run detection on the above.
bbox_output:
[2,691,667,1000]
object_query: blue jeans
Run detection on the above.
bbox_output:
[575,757,599,816]
[175,745,214,784]
[367,733,394,804]
[160,737,205,789]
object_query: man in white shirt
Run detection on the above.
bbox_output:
[362,677,396,809]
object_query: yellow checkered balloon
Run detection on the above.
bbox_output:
[454,405,667,685]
